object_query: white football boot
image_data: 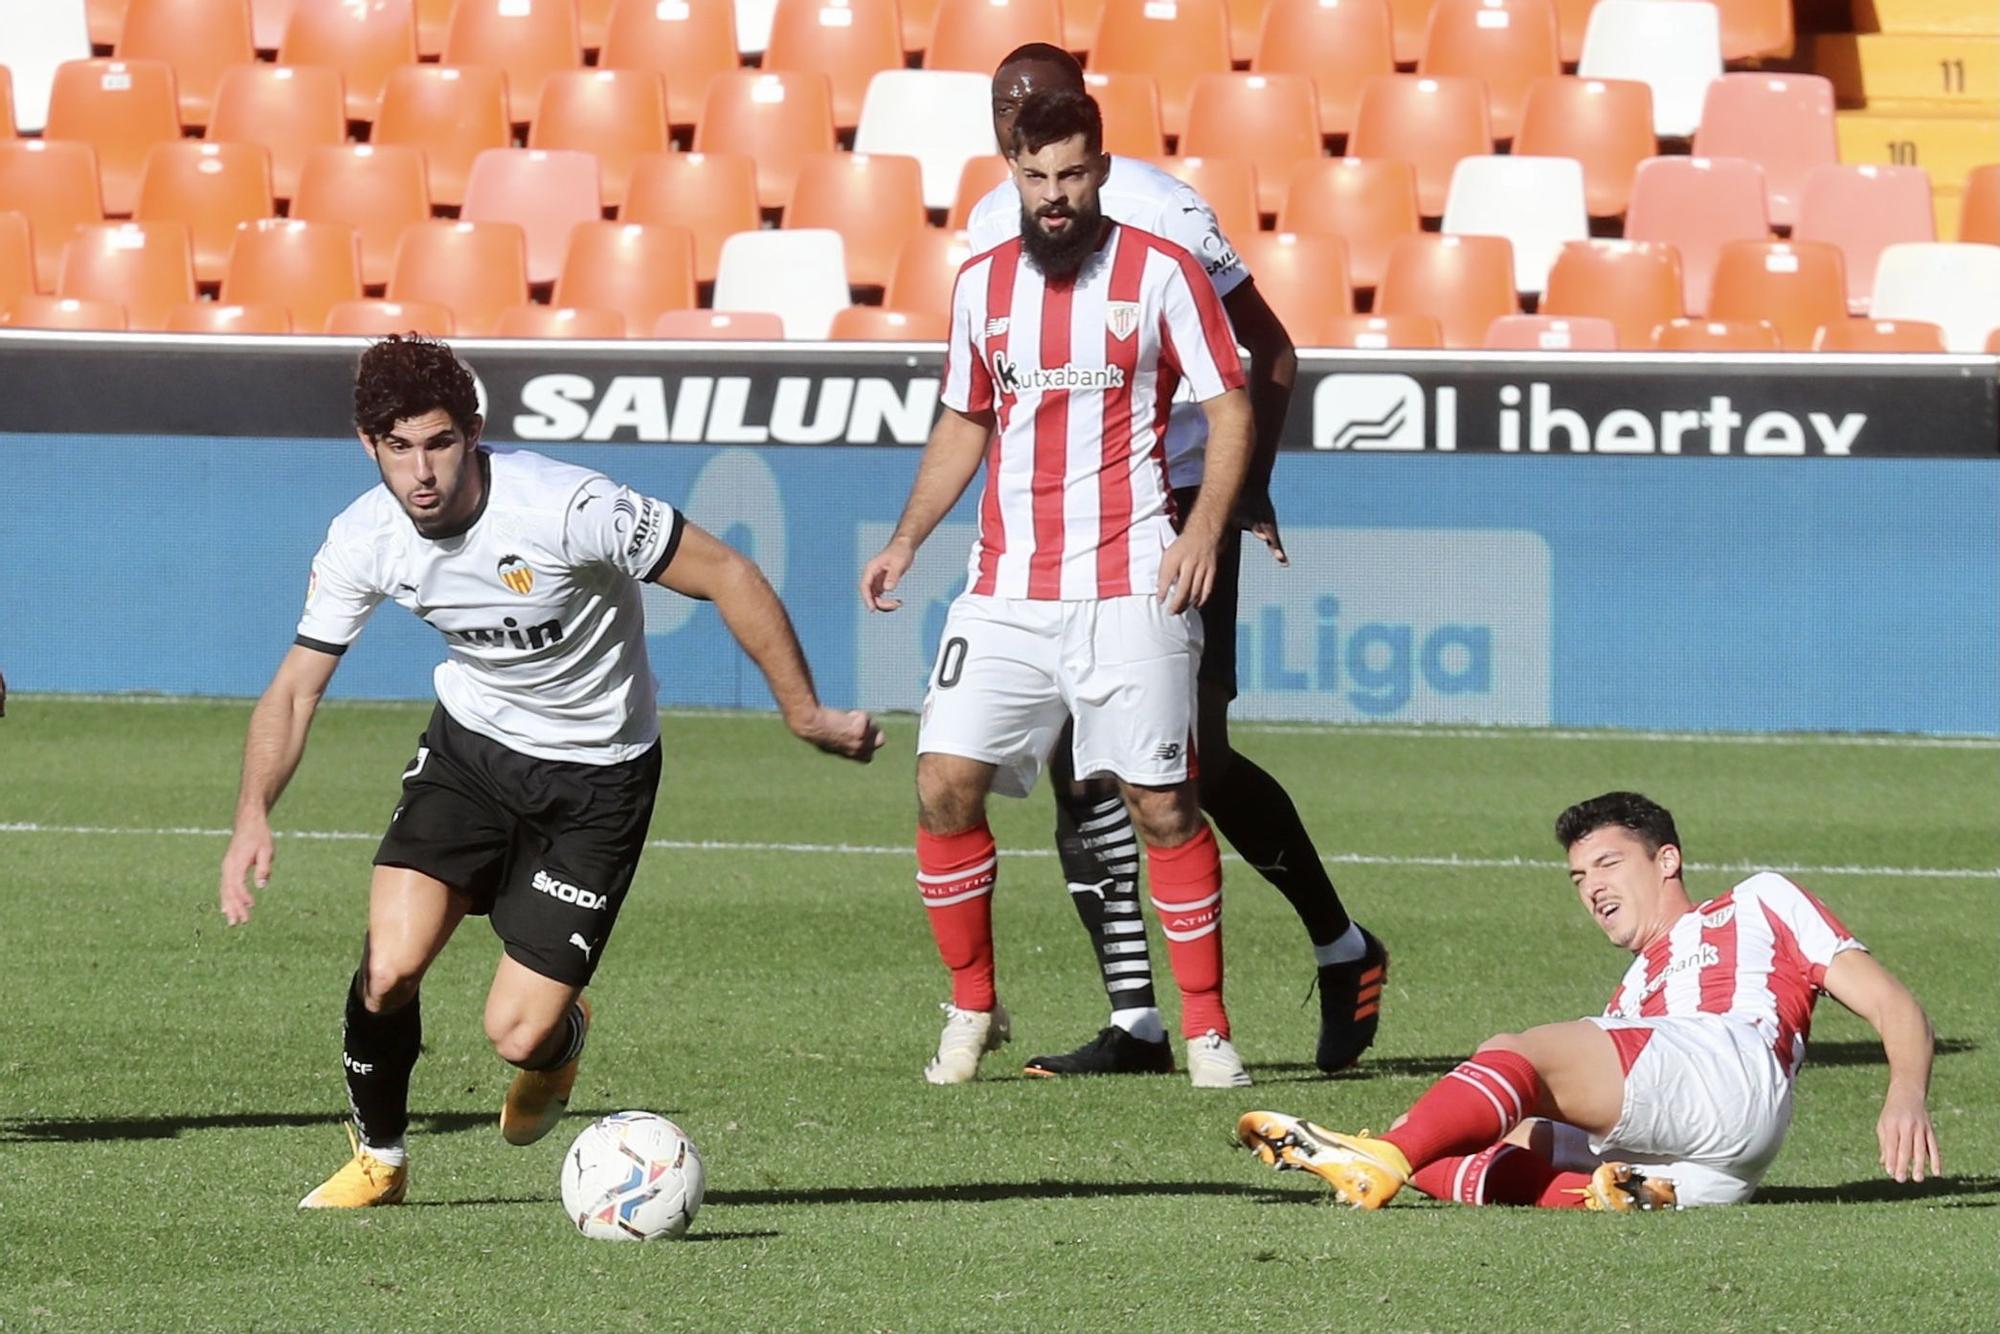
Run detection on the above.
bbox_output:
[924,1001,1012,1084]
[1186,1029,1253,1088]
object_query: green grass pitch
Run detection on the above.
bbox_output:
[1,699,1994,1333]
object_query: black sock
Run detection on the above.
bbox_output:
[342,971,422,1149]
[521,1001,587,1071]
[1203,754,1353,947]
[1053,786,1158,1019]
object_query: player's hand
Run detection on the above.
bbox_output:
[790,705,886,763]
[218,816,275,926]
[1876,1086,1941,1183]
[1157,527,1221,614]
[1236,490,1288,567]
[0,665,8,717]
[861,539,915,612]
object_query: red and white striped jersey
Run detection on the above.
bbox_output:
[1604,872,1866,1078]
[940,221,1247,601]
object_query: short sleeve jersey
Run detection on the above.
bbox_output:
[296,448,684,764]
[967,155,1248,489]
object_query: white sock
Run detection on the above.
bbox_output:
[1110,1007,1166,1043]
[1314,922,1367,967]
[361,1136,407,1166]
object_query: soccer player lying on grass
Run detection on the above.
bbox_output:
[1238,792,1940,1211]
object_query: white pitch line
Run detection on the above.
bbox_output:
[0,822,1991,881]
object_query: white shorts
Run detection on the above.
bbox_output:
[917,593,1201,799]
[1583,1014,1795,1207]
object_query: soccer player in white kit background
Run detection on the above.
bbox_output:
[863,87,1259,1087]
[1238,792,1941,1211]
[218,335,882,1208]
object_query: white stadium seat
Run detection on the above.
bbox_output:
[712,227,851,338]
[1578,0,1723,139]
[0,0,93,133]
[735,0,781,54]
[1867,242,2000,353]
[854,70,993,211]
[1442,155,1590,295]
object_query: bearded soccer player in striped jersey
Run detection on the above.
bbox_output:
[863,87,1258,1087]
[973,44,1385,1082]
[1240,792,1941,1211]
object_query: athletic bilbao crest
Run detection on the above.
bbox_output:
[1105,301,1140,340]
[497,554,534,596]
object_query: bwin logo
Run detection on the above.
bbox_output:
[1313,374,1428,451]
[532,869,607,911]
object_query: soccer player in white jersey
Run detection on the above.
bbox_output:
[862,88,1257,1087]
[217,335,881,1208]
[970,44,1386,1081]
[1239,792,1941,1210]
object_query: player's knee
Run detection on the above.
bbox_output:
[916,762,984,835]
[486,1012,556,1067]
[1476,1032,1527,1057]
[361,958,424,1013]
[1127,787,1203,848]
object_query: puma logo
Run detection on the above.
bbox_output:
[569,933,593,960]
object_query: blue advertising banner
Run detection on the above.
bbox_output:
[3,433,1993,735]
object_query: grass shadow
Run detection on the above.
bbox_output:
[705,1180,1296,1208]
[1756,1175,1999,1206]
[0,1107,642,1143]
[1254,1037,1978,1085]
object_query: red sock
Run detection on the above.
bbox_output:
[1147,825,1227,1038]
[1379,1048,1544,1170]
[916,824,998,1011]
[1408,1143,1591,1208]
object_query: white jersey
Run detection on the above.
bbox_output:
[941,220,1246,600]
[296,448,684,765]
[967,156,1249,489]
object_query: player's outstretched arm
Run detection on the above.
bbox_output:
[219,644,340,925]
[1159,387,1254,614]
[659,522,884,763]
[1824,949,1941,1182]
[861,405,994,612]
[1221,280,1297,567]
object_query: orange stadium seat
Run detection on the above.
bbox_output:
[1279,156,1418,290]
[1541,238,1682,349]
[0,67,15,139]
[1383,0,1429,62]
[388,219,529,336]
[1692,75,1836,230]
[1152,157,1261,244]
[885,228,973,320]
[1251,0,1395,141]
[323,296,454,334]
[1811,318,1946,353]
[653,308,788,338]
[1484,313,1618,349]
[1624,155,1770,316]
[1233,232,1353,344]
[1221,0,1262,62]
[373,64,513,210]
[1652,317,1780,351]
[830,306,949,339]
[694,71,838,212]
[553,221,697,333]
[1955,164,1997,244]
[784,152,928,292]
[1314,312,1444,348]
[58,218,195,329]
[292,144,430,291]
[206,64,346,204]
[461,149,604,288]
[133,141,274,287]
[87,0,132,48]
[1182,75,1322,220]
[1349,75,1492,218]
[413,0,452,55]
[529,69,669,212]
[1418,0,1559,142]
[0,140,105,292]
[115,0,255,127]
[926,0,1063,72]
[250,0,294,51]
[622,151,761,284]
[1089,0,1232,140]
[577,0,616,47]
[1986,327,2000,354]
[442,0,583,124]
[1374,232,1517,349]
[1706,238,1846,351]
[1084,72,1167,159]
[900,0,942,52]
[1514,77,1654,219]
[1794,165,1934,314]
[948,155,1010,228]
[764,0,904,131]
[0,212,32,312]
[598,0,739,130]
[7,293,129,329]
[278,0,418,123]
[220,216,361,329]
[1552,0,1595,62]
[1715,0,1789,61]
[496,303,626,337]
[165,299,292,332]
[45,59,182,217]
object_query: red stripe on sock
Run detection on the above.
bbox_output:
[917,824,997,1012]
[1380,1047,1543,1170]
[1147,825,1227,1037]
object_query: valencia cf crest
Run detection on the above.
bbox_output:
[1105,301,1140,340]
[497,554,534,596]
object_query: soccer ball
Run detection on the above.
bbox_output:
[559,1111,705,1241]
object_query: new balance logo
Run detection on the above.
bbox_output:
[569,933,593,960]
[533,869,608,911]
[1153,741,1183,761]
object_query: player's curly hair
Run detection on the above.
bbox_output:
[1555,791,1682,858]
[353,333,480,441]
[1009,87,1103,159]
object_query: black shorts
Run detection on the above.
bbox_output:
[374,704,661,986]
[1173,485,1241,701]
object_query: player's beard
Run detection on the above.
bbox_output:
[386,448,485,538]
[1020,196,1104,279]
